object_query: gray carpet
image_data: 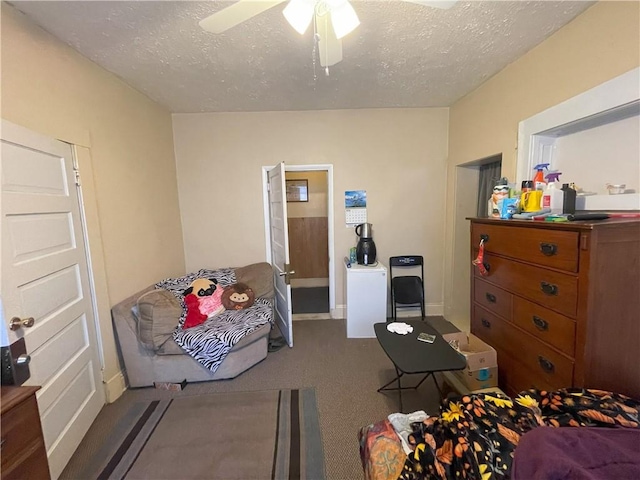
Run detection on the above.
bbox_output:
[62,318,452,480]
[292,287,329,314]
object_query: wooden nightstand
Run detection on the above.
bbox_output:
[1,386,50,480]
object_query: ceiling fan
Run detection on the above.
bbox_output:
[199,0,458,68]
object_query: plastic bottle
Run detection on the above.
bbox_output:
[533,163,550,190]
[562,183,577,214]
[488,177,510,218]
[542,171,564,214]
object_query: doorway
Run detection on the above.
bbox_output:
[285,170,330,317]
[447,154,502,329]
[262,165,336,323]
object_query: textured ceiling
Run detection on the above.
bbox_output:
[10,1,595,113]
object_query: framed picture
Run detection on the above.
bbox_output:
[286,179,308,202]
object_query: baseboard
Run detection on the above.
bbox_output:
[395,303,444,318]
[104,370,127,403]
[333,303,444,320]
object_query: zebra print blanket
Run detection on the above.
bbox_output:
[156,269,272,373]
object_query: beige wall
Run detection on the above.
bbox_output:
[172,108,449,313]
[1,5,185,391]
[286,171,328,218]
[444,1,640,330]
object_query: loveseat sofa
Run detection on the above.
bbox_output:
[112,262,274,387]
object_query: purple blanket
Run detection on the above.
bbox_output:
[513,427,640,480]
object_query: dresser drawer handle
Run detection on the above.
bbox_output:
[540,242,558,256]
[481,318,491,329]
[532,316,549,331]
[485,293,497,303]
[538,355,555,374]
[540,282,558,296]
[480,234,489,243]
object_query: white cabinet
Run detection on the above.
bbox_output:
[344,261,387,338]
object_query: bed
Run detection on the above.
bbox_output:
[359,388,640,480]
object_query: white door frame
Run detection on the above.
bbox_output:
[71,146,106,368]
[262,164,336,317]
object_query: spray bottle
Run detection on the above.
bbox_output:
[533,163,550,190]
[542,171,564,214]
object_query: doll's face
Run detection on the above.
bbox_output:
[492,186,509,201]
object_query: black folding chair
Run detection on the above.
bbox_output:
[389,256,425,320]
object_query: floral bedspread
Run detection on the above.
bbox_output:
[359,388,639,480]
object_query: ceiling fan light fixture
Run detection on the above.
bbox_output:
[330,0,360,39]
[283,0,316,35]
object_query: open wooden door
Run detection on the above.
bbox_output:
[267,163,294,347]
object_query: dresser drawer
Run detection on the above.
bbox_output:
[472,306,574,388]
[472,223,579,272]
[1,441,50,480]
[496,349,557,394]
[475,253,578,317]
[472,304,511,354]
[474,279,512,320]
[1,395,44,472]
[512,296,576,357]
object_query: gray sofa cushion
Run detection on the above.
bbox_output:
[235,262,274,300]
[136,289,182,351]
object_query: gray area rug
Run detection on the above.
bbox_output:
[86,389,324,480]
[63,318,456,480]
[291,287,329,314]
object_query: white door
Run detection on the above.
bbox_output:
[267,163,294,347]
[1,120,105,479]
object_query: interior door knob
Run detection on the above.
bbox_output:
[9,317,35,331]
[16,354,31,365]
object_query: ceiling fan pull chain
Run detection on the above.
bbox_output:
[312,18,318,85]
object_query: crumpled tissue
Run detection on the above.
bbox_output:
[386,322,413,335]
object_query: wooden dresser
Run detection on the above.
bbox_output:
[469,218,640,399]
[1,386,50,480]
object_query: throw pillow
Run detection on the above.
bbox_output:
[221,283,255,310]
[136,289,182,350]
[235,262,274,299]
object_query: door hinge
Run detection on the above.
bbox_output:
[73,167,81,186]
[267,182,270,192]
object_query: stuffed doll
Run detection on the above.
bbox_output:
[182,278,225,328]
[221,283,255,311]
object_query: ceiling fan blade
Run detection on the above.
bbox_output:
[402,0,458,9]
[316,13,343,67]
[283,0,315,35]
[199,0,286,34]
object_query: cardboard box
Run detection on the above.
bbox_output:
[154,379,187,391]
[451,366,498,391]
[443,332,497,370]
[443,332,498,390]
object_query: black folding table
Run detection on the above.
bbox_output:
[374,320,467,411]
